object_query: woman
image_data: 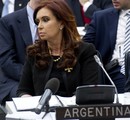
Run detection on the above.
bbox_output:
[17,0,98,97]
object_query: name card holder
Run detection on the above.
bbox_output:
[56,104,130,120]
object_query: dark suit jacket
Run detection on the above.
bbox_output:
[17,42,98,97]
[83,8,119,65]
[0,0,29,17]
[0,7,33,103]
[85,0,113,19]
[66,0,84,26]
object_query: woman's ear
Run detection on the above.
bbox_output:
[59,22,64,30]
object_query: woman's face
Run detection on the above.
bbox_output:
[36,7,63,42]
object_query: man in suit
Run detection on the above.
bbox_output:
[66,0,85,26]
[79,0,113,19]
[66,0,113,26]
[0,0,45,105]
[0,0,29,17]
[83,0,130,93]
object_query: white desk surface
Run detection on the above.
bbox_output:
[77,27,86,37]
[5,93,130,120]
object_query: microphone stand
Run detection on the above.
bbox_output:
[42,103,49,119]
[94,55,120,104]
[42,102,57,119]
[99,63,119,104]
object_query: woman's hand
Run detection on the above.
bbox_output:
[21,94,32,97]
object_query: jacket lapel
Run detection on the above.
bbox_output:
[0,1,3,17]
[17,8,33,46]
[108,9,120,53]
[14,0,29,11]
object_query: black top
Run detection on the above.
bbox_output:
[49,56,66,96]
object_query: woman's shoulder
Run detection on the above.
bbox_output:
[79,42,96,51]
[77,42,97,58]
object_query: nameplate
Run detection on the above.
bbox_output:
[56,104,130,120]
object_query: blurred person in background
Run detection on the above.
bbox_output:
[66,0,113,26]
[79,0,113,20]
[0,0,29,17]
[0,0,46,105]
[83,0,130,93]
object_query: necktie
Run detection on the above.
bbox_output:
[2,0,9,17]
[81,6,91,24]
[120,13,130,74]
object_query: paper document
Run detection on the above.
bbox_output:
[12,95,76,111]
[12,96,41,111]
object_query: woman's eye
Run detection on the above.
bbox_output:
[42,17,50,22]
[35,19,39,25]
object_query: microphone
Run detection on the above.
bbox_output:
[35,78,60,114]
[94,55,119,104]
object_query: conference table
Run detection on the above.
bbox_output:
[5,92,130,120]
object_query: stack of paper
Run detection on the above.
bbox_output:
[8,95,76,112]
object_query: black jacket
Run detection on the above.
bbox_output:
[17,42,99,97]
[0,7,32,104]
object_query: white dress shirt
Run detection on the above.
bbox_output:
[27,4,38,43]
[2,0,15,14]
[112,10,130,65]
[83,0,93,12]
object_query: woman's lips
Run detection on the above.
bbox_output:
[39,32,45,37]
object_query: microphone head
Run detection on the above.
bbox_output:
[44,78,60,94]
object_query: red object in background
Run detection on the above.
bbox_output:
[81,6,91,24]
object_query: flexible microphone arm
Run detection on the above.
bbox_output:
[94,55,119,104]
[55,95,64,107]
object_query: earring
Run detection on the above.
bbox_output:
[60,27,63,30]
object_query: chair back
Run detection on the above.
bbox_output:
[125,51,130,79]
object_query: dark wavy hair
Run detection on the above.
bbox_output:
[27,0,82,69]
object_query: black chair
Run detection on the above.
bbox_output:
[125,51,130,79]
[124,51,130,92]
[0,105,6,120]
